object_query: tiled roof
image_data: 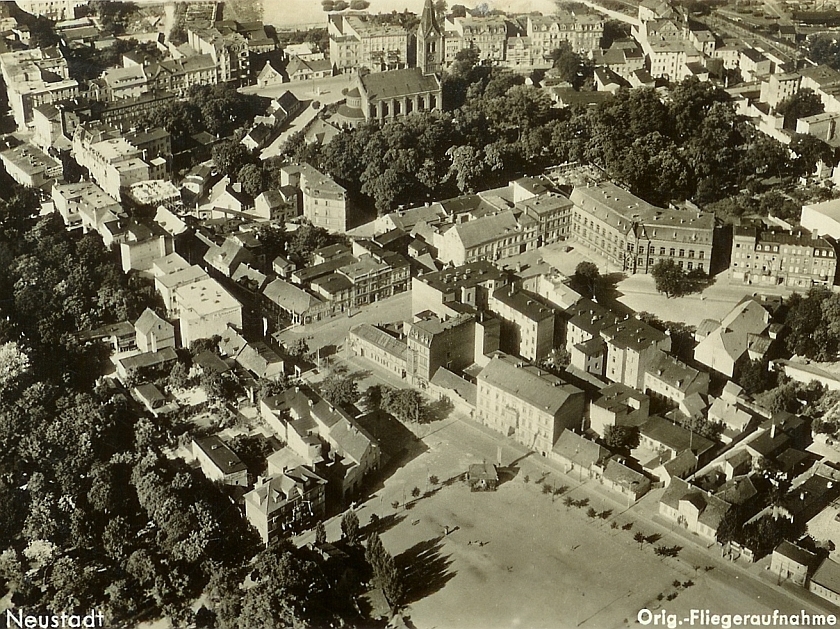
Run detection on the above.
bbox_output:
[359,67,440,101]
[480,354,582,416]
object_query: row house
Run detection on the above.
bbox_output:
[488,286,555,363]
[347,323,408,379]
[411,260,510,319]
[0,47,79,130]
[477,353,586,456]
[569,182,715,275]
[730,225,836,289]
[527,12,604,61]
[328,13,409,72]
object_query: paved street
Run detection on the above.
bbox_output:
[274,291,412,357]
[240,74,355,159]
[297,351,833,628]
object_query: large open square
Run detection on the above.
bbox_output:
[303,408,829,629]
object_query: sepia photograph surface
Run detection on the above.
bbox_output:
[1,0,840,627]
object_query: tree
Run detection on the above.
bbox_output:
[237,163,265,198]
[363,384,391,411]
[651,259,688,298]
[212,140,254,179]
[738,359,773,395]
[166,360,190,392]
[320,374,359,409]
[603,425,640,451]
[341,510,359,545]
[573,261,600,297]
[634,531,646,549]
[314,521,327,545]
[550,42,591,90]
[776,89,824,130]
[382,388,424,423]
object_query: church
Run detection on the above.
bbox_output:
[352,0,444,123]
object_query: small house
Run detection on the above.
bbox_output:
[468,462,499,492]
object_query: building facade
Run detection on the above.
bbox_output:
[477,353,585,456]
[730,226,836,289]
[570,182,715,275]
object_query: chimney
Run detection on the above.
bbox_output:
[771,422,776,439]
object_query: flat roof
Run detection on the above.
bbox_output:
[174,277,241,316]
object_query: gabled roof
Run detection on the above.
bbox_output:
[263,279,324,315]
[661,477,731,530]
[359,67,440,102]
[813,558,840,594]
[714,475,757,505]
[640,416,714,456]
[774,540,816,567]
[479,354,582,416]
[193,435,247,475]
[135,308,170,336]
[219,325,247,358]
[350,323,407,360]
[552,430,608,468]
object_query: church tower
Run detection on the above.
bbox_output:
[417,0,444,75]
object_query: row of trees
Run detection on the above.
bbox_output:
[287,59,833,215]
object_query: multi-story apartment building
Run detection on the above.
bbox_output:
[188,27,251,85]
[52,181,121,231]
[146,54,218,95]
[173,277,243,348]
[281,163,348,232]
[603,316,671,390]
[404,312,477,385]
[98,90,177,130]
[452,16,509,63]
[569,182,715,275]
[477,353,585,456]
[0,143,62,187]
[329,13,410,72]
[244,467,327,545]
[488,287,555,363]
[730,225,837,289]
[32,97,91,151]
[0,47,79,130]
[527,12,604,62]
[16,0,84,21]
[411,260,510,318]
[73,124,152,200]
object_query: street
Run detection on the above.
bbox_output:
[240,74,355,159]
[295,360,832,628]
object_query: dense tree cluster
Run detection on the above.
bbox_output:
[140,84,267,150]
[776,89,824,130]
[781,287,840,361]
[291,62,825,215]
[0,184,370,626]
[67,38,164,82]
[651,259,709,297]
[809,34,840,71]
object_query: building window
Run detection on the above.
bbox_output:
[679,249,685,257]
[688,250,694,258]
[669,248,675,256]
[660,247,665,255]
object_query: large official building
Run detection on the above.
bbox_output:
[569,182,715,275]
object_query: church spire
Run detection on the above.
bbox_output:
[420,0,440,36]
